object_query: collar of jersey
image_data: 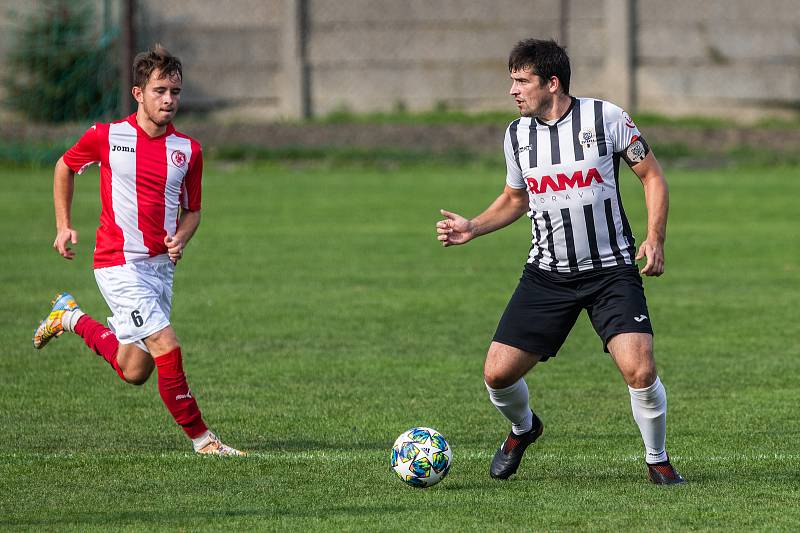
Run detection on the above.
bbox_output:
[533,96,576,127]
[126,113,176,140]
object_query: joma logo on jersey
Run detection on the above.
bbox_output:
[111,145,135,153]
[526,167,604,194]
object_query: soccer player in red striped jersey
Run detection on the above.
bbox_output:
[33,44,244,456]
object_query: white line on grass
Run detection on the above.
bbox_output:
[2,451,798,462]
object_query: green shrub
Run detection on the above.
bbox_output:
[4,0,118,122]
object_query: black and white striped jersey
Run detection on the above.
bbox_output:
[504,97,643,273]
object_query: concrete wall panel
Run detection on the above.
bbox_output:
[638,64,800,104]
[310,0,561,25]
[142,0,282,27]
[0,0,798,121]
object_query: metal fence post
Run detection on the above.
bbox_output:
[560,0,570,49]
[119,0,136,116]
[281,0,311,119]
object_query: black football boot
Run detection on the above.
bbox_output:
[489,411,544,480]
[647,459,687,485]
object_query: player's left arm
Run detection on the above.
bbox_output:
[625,141,669,277]
[165,208,201,264]
[167,143,204,264]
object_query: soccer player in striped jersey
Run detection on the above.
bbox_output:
[436,39,684,484]
[33,45,244,456]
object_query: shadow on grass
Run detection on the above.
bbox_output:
[1,504,413,527]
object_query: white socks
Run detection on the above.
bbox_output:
[629,376,668,464]
[192,430,214,451]
[487,376,668,461]
[61,309,85,332]
[486,378,533,435]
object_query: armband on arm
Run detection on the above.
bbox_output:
[621,135,650,166]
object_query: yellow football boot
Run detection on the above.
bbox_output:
[33,292,80,349]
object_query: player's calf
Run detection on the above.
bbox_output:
[33,292,131,381]
[153,346,245,455]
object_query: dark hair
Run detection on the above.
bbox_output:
[508,39,570,94]
[132,43,182,89]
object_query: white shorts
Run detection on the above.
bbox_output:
[94,256,175,348]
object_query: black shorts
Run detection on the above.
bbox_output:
[492,264,653,360]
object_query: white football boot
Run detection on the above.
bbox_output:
[194,432,247,456]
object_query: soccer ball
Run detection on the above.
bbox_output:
[391,427,452,488]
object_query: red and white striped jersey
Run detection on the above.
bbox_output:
[63,114,203,269]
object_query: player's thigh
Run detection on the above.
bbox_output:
[607,332,657,388]
[492,266,582,363]
[484,341,542,388]
[94,260,174,348]
[585,266,653,354]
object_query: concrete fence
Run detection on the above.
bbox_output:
[1,0,798,122]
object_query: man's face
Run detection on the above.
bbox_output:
[509,67,552,118]
[133,68,182,127]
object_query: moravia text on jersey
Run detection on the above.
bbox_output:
[62,114,203,269]
[505,97,643,273]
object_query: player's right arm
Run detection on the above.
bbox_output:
[437,122,530,247]
[54,123,101,259]
[436,185,528,247]
[53,156,78,260]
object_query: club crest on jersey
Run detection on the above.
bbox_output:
[578,128,596,148]
[171,150,187,167]
[526,167,604,194]
[623,111,636,129]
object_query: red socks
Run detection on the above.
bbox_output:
[74,316,207,438]
[74,315,125,380]
[154,347,208,439]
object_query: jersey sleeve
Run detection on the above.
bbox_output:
[181,144,203,211]
[606,104,642,154]
[606,103,642,154]
[504,125,525,189]
[606,102,652,166]
[62,125,102,174]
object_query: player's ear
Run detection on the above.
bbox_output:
[131,86,143,104]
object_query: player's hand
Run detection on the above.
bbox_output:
[636,239,664,276]
[164,234,185,264]
[436,209,475,247]
[53,227,78,260]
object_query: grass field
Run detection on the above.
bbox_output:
[1,158,799,530]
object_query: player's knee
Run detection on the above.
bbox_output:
[145,327,180,356]
[627,365,657,389]
[484,350,523,389]
[123,367,153,386]
[483,367,516,390]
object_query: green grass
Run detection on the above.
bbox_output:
[311,107,800,130]
[1,160,799,530]
[316,105,518,126]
